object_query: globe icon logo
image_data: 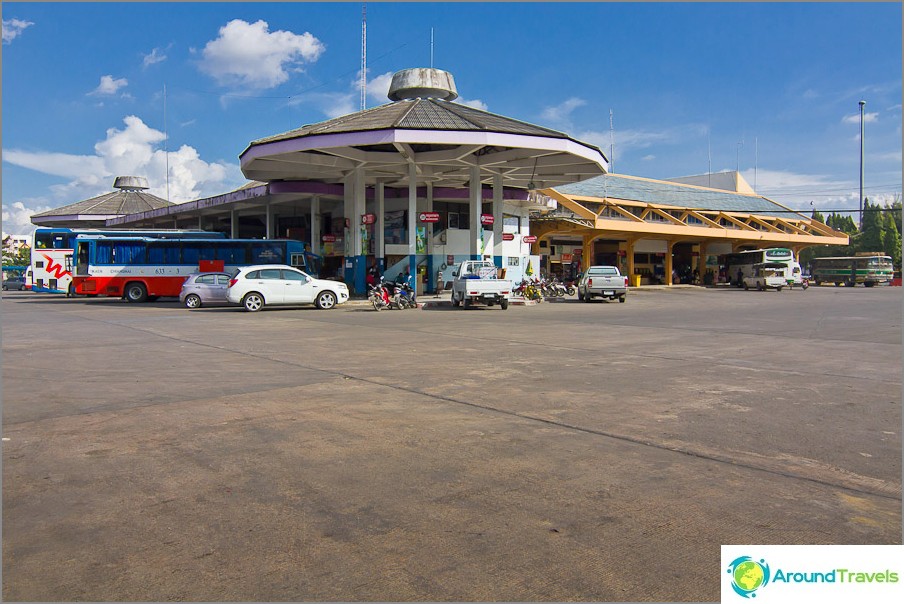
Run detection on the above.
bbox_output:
[727,556,770,598]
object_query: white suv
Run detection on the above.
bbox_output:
[226,265,349,312]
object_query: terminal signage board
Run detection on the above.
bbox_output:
[522,235,538,243]
[361,213,376,225]
[480,213,495,225]
[502,233,515,241]
[418,212,441,223]
[322,234,337,242]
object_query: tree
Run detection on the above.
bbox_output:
[810,207,825,223]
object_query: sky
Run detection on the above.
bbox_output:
[2,1,902,238]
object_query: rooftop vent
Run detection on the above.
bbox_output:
[387,68,458,102]
[113,176,149,191]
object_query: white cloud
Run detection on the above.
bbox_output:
[199,19,324,89]
[741,168,864,213]
[90,75,129,96]
[540,97,587,128]
[367,71,394,104]
[2,200,53,238]
[642,154,656,161]
[456,97,488,111]
[2,18,33,44]
[3,115,240,205]
[577,123,708,154]
[142,46,168,68]
[842,111,879,124]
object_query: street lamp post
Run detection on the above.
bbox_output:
[859,100,865,230]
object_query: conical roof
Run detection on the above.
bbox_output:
[31,180,173,226]
[247,98,574,147]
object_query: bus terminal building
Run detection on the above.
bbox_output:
[31,69,849,293]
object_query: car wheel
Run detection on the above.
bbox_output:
[242,292,264,312]
[618,295,626,303]
[500,299,509,310]
[451,292,460,307]
[463,297,471,309]
[184,294,202,309]
[316,291,337,310]
[124,282,148,303]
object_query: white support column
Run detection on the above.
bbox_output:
[408,163,418,263]
[492,173,504,263]
[470,164,481,258]
[311,196,321,252]
[198,215,203,230]
[376,182,385,270]
[230,209,238,238]
[426,182,434,251]
[354,166,366,256]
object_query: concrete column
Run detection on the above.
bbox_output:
[666,241,676,285]
[492,173,504,268]
[230,209,238,239]
[426,182,434,292]
[582,235,594,270]
[697,242,707,285]
[311,196,321,254]
[469,164,481,259]
[376,184,385,272]
[198,215,203,230]
[626,239,636,286]
[408,162,418,278]
[265,203,273,239]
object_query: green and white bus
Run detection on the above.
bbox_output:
[810,254,893,287]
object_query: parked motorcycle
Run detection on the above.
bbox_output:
[368,278,392,311]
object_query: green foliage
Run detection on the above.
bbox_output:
[802,198,902,273]
[2,246,31,268]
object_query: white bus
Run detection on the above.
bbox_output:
[723,248,794,287]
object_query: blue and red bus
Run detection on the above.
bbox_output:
[29,227,226,294]
[71,235,321,302]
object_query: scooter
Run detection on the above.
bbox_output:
[368,278,392,311]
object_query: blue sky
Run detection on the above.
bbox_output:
[2,2,901,236]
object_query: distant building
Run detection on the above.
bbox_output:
[30,176,173,228]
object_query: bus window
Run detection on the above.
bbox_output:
[216,242,249,264]
[113,242,146,265]
[96,242,114,264]
[147,242,180,264]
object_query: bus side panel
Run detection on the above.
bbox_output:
[73,276,189,298]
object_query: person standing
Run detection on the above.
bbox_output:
[404,268,416,303]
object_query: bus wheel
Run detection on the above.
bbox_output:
[125,282,148,303]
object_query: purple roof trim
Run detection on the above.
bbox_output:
[269,181,345,196]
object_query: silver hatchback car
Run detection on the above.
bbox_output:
[179,272,234,308]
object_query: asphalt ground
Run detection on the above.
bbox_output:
[2,284,901,601]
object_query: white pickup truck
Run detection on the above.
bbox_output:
[450,260,513,310]
[577,265,628,303]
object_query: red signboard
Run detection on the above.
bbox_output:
[522,235,538,243]
[418,212,441,223]
[480,213,495,226]
[562,254,573,262]
[361,213,375,225]
[502,233,515,241]
[322,234,337,242]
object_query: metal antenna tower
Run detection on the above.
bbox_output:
[164,83,170,202]
[361,3,367,111]
[609,109,614,173]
